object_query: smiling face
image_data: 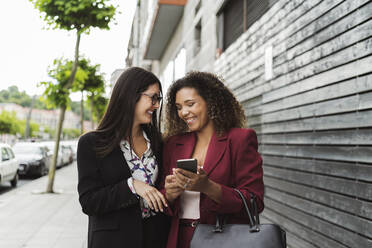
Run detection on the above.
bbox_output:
[133,83,161,126]
[175,87,212,132]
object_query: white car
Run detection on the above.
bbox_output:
[0,143,18,187]
[61,140,78,161]
[39,141,64,168]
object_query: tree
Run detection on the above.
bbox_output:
[41,58,88,110]
[0,85,91,117]
[0,86,34,108]
[86,76,106,129]
[70,101,90,121]
[89,94,108,126]
[31,0,116,193]
[40,57,87,191]
[72,58,106,133]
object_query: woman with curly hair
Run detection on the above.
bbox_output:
[159,71,264,248]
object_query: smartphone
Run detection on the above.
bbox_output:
[176,158,197,173]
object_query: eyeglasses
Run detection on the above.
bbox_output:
[141,93,163,105]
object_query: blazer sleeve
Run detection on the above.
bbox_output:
[207,129,264,214]
[158,137,180,217]
[77,133,138,216]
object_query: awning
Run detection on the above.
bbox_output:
[143,0,187,60]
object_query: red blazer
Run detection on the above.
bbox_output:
[159,128,264,248]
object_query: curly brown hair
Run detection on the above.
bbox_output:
[164,71,246,138]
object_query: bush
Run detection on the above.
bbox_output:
[0,110,39,137]
[63,128,80,139]
[0,111,22,135]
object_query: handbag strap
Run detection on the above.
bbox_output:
[233,189,256,227]
[249,191,260,225]
[213,189,260,232]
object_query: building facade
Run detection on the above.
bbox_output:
[0,103,89,132]
[127,0,372,247]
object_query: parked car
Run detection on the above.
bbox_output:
[39,141,64,168]
[12,142,51,177]
[61,140,78,161]
[0,143,18,187]
[58,144,70,166]
[62,140,78,163]
[61,144,73,165]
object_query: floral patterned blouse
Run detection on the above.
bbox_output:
[120,131,158,218]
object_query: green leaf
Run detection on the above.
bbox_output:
[30,0,117,32]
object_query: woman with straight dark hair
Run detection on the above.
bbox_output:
[77,67,169,248]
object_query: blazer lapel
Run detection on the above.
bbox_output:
[174,132,196,161]
[114,146,133,176]
[203,131,228,176]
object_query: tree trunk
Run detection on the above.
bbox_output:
[25,95,36,139]
[65,31,81,89]
[90,94,95,130]
[46,106,66,193]
[45,30,81,193]
[80,91,84,134]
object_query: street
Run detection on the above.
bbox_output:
[0,177,33,195]
[0,162,74,195]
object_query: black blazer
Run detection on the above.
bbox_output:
[77,132,168,248]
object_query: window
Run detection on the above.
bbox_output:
[162,61,174,96]
[161,48,186,95]
[218,0,243,51]
[174,48,186,80]
[217,0,277,52]
[6,148,14,159]
[1,148,10,161]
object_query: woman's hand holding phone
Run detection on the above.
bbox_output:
[174,166,222,203]
[165,158,220,203]
[173,166,209,193]
[175,158,209,191]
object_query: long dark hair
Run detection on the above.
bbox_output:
[94,67,163,160]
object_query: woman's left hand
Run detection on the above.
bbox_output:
[173,166,209,193]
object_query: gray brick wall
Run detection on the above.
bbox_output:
[184,0,372,247]
[129,1,372,246]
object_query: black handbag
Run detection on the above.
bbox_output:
[190,189,286,248]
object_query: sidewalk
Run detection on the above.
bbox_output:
[0,162,88,248]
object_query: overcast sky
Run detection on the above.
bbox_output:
[0,0,137,100]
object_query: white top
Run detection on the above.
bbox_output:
[119,131,158,218]
[179,191,200,219]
